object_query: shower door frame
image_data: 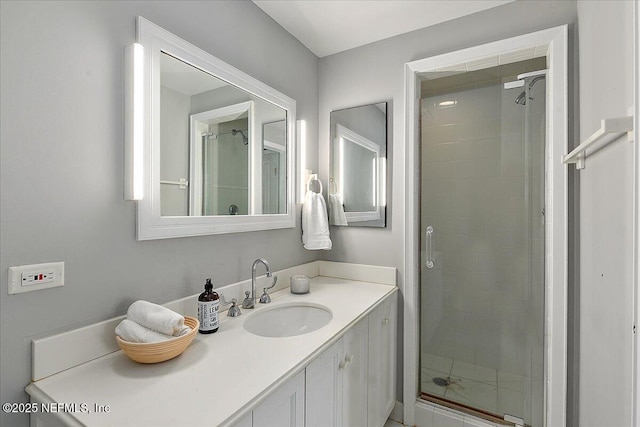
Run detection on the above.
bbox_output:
[403,26,569,427]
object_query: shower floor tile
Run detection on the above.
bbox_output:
[421,352,454,374]
[450,359,497,384]
[443,377,498,414]
[420,368,447,397]
[497,370,526,393]
[497,388,524,417]
[420,353,529,421]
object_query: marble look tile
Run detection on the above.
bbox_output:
[445,378,498,414]
[451,359,497,384]
[421,368,448,397]
[422,352,454,374]
[497,370,526,393]
[497,388,524,419]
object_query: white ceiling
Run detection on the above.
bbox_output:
[253,0,514,58]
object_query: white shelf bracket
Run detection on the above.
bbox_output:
[563,116,634,170]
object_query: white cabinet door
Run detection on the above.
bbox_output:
[305,291,397,427]
[253,370,305,427]
[380,292,397,418]
[230,412,252,427]
[342,319,369,427]
[368,292,398,427]
[305,337,344,427]
[306,319,370,427]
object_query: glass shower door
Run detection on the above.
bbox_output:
[419,71,545,426]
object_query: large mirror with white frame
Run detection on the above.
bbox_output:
[329,102,387,228]
[134,17,296,240]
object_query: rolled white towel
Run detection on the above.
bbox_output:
[127,300,185,336]
[176,324,192,337]
[115,319,172,343]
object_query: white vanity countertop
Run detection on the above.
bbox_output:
[26,276,397,426]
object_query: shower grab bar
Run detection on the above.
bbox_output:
[426,226,434,268]
[563,116,633,169]
[160,178,188,189]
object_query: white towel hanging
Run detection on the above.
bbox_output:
[302,175,331,250]
[329,178,338,196]
[328,178,347,226]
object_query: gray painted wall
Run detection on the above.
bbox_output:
[318,0,578,406]
[5,0,635,426]
[160,86,190,216]
[0,2,318,426]
[576,1,635,425]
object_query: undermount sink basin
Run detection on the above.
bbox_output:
[243,303,332,337]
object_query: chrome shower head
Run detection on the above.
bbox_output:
[232,129,249,145]
[515,75,546,105]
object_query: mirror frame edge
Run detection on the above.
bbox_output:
[135,17,296,240]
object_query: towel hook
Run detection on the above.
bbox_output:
[307,174,323,194]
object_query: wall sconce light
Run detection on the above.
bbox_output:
[297,120,306,203]
[372,157,377,207]
[124,43,144,201]
[338,137,345,202]
[380,157,387,207]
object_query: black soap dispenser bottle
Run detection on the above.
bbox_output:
[197,278,220,334]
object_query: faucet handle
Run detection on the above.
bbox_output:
[259,288,272,304]
[241,290,254,309]
[219,293,242,317]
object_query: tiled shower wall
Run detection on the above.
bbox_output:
[420,81,545,379]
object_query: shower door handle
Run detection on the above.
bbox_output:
[426,226,434,268]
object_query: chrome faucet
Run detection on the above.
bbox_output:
[243,258,277,309]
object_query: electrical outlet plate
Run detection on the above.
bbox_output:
[8,262,64,294]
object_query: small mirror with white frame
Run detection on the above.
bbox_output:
[329,102,387,228]
[134,17,296,240]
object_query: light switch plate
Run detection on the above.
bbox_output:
[8,262,64,294]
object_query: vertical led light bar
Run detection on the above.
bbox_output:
[339,137,345,203]
[380,157,387,207]
[297,120,306,202]
[372,157,377,207]
[124,43,144,200]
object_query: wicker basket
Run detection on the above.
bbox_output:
[116,316,199,364]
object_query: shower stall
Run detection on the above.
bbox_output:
[201,118,249,216]
[419,58,547,426]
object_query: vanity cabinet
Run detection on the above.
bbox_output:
[252,371,305,427]
[233,413,253,427]
[305,334,344,426]
[305,320,368,427]
[305,292,397,427]
[368,292,398,427]
[26,270,397,427]
[341,320,369,426]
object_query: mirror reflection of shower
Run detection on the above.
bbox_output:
[506,69,547,105]
[203,129,249,145]
[200,115,250,216]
